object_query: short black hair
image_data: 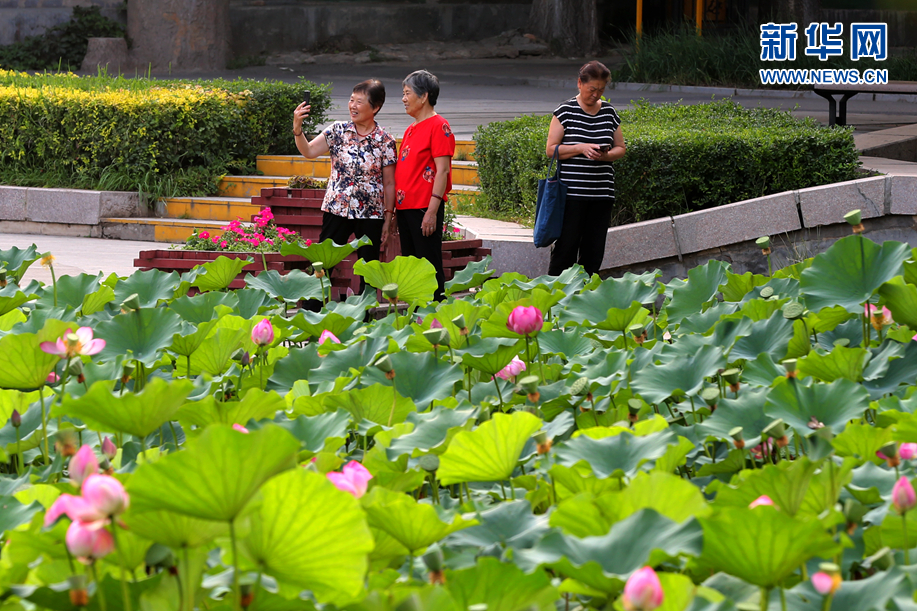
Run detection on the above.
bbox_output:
[403,70,440,107]
[352,79,385,114]
[578,60,611,84]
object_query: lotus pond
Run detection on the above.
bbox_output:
[2,232,917,611]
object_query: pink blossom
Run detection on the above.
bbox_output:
[69,446,98,487]
[495,356,526,381]
[318,330,341,345]
[219,241,228,249]
[749,495,775,509]
[45,494,106,527]
[900,443,917,461]
[46,371,60,384]
[622,566,664,611]
[211,236,220,244]
[232,423,249,434]
[305,239,313,246]
[251,319,274,346]
[507,306,543,336]
[430,318,443,329]
[199,231,210,239]
[892,476,916,514]
[865,304,893,324]
[66,520,114,564]
[101,437,117,461]
[326,461,373,498]
[812,571,841,596]
[40,327,106,359]
[81,474,130,518]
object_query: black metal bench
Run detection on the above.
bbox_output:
[813,81,917,127]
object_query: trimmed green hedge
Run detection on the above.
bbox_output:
[0,71,332,198]
[473,100,860,226]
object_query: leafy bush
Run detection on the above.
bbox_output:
[0,70,331,199]
[0,6,125,71]
[473,99,859,225]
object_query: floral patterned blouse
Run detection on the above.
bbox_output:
[321,121,397,219]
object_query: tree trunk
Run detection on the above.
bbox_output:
[127,0,230,72]
[528,0,600,58]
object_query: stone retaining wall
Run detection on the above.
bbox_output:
[472,175,917,282]
[0,186,144,238]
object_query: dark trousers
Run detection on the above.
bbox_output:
[397,206,445,300]
[548,197,613,277]
[319,212,383,294]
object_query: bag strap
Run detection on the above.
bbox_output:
[547,145,561,178]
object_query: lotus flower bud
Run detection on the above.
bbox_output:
[418,455,439,473]
[66,520,114,564]
[10,409,21,428]
[69,445,99,487]
[900,443,917,461]
[232,423,250,434]
[251,319,274,346]
[749,495,775,509]
[430,318,443,329]
[382,283,399,302]
[892,476,916,514]
[326,461,373,498]
[240,351,251,367]
[495,356,526,381]
[622,566,664,611]
[729,426,745,449]
[507,306,543,336]
[81,474,130,517]
[318,329,341,346]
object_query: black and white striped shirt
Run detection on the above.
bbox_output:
[553,98,621,201]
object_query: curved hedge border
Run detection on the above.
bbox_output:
[473,100,860,226]
[0,70,332,198]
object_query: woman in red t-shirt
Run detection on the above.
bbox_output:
[394,70,455,300]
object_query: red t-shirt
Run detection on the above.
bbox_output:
[394,114,455,210]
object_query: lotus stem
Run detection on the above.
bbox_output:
[535,336,545,384]
[229,518,241,611]
[110,525,133,611]
[387,385,397,427]
[39,385,49,463]
[90,563,108,611]
[493,377,504,409]
[821,594,833,611]
[760,587,770,611]
[500,481,507,500]
[903,513,911,564]
[50,262,58,307]
[182,547,195,611]
[15,426,23,476]
[780,587,787,611]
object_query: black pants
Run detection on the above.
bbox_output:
[548,197,613,277]
[397,206,445,300]
[319,212,383,294]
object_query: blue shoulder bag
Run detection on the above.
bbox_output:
[533,145,566,248]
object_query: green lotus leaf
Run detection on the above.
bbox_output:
[114,269,181,308]
[729,314,794,361]
[124,509,228,549]
[800,235,909,313]
[0,497,43,533]
[281,235,371,269]
[698,388,771,446]
[0,389,38,430]
[35,273,102,310]
[274,409,351,453]
[176,327,246,377]
[666,259,731,325]
[515,509,702,595]
[127,424,299,521]
[242,468,373,605]
[864,340,917,398]
[798,458,855,517]
[479,298,556,339]
[1,398,58,455]
[0,332,60,389]
[54,378,193,439]
[445,557,558,611]
[362,486,477,553]
[847,461,898,505]
[286,310,358,340]
[81,284,115,316]
[169,319,218,358]
[16,573,162,611]
[365,351,463,408]
[796,345,869,382]
[268,345,323,395]
[323,383,416,426]
[537,329,592,360]
[0,244,40,284]
[386,406,476,458]
[438,411,542,485]
[445,500,549,552]
[789,566,906,611]
[711,457,819,516]
[764,377,870,434]
[720,271,768,302]
[176,388,284,427]
[601,470,712,523]
[460,337,522,376]
[445,255,495,296]
[699,506,838,588]
[169,291,239,324]
[832,422,891,465]
[362,445,426,492]
[190,255,253,292]
[631,344,726,405]
[0,283,33,318]
[96,307,184,367]
[558,276,658,329]
[244,269,324,303]
[353,256,438,305]
[555,429,680,479]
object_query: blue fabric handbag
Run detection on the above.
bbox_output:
[533,145,566,248]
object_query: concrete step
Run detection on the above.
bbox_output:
[217,175,480,198]
[255,156,479,185]
[100,217,224,243]
[164,196,259,222]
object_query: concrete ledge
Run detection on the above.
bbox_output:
[673,192,800,255]
[479,238,550,279]
[602,217,678,269]
[0,220,100,238]
[890,176,917,215]
[0,186,27,221]
[26,189,103,225]
[798,176,886,227]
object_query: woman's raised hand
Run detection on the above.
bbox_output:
[293,102,311,131]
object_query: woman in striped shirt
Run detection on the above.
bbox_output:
[545,61,626,276]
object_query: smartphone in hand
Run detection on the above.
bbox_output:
[599,144,612,153]
[303,90,311,105]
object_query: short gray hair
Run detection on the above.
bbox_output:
[403,70,440,107]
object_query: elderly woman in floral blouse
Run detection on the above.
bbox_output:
[293,79,396,279]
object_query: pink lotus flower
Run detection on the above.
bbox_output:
[892,476,916,514]
[45,494,106,527]
[326,461,373,498]
[101,437,117,461]
[82,474,130,518]
[69,446,98,487]
[622,566,664,611]
[318,330,341,345]
[40,327,106,359]
[251,319,274,346]
[430,318,443,329]
[232,423,249,434]
[46,371,60,384]
[199,231,210,239]
[507,306,543,336]
[865,304,893,325]
[495,356,526,381]
[749,495,775,509]
[66,520,114,564]
[812,571,841,596]
[900,443,917,461]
